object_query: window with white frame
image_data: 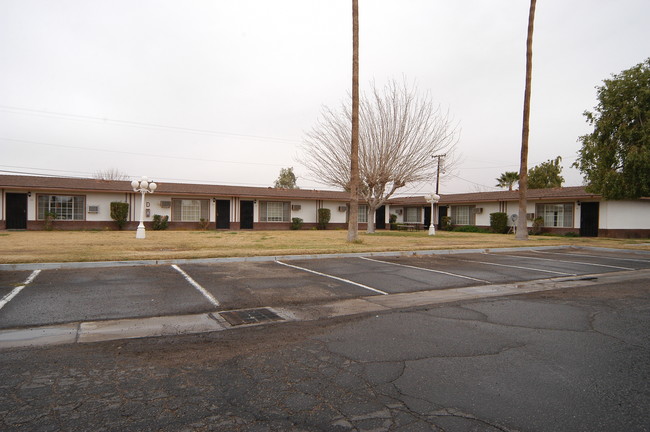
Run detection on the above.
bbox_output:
[172,199,209,222]
[259,201,290,222]
[358,205,368,223]
[536,203,573,227]
[404,207,421,223]
[451,205,474,225]
[37,195,85,220]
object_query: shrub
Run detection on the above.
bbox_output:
[317,208,331,230]
[198,218,210,230]
[110,202,129,230]
[291,217,303,230]
[452,225,490,233]
[44,211,57,231]
[152,214,169,230]
[489,212,509,234]
[389,213,398,230]
[440,216,453,231]
[531,217,544,235]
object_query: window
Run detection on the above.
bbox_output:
[358,205,368,223]
[172,199,209,222]
[404,207,421,223]
[536,203,573,227]
[259,201,290,222]
[37,195,85,220]
[451,205,474,225]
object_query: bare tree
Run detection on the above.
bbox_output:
[348,0,360,242]
[516,0,537,241]
[301,79,458,233]
[93,168,129,181]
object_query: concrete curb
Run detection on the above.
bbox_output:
[0,245,577,271]
[3,269,646,350]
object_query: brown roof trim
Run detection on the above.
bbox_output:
[0,175,350,201]
[388,186,602,206]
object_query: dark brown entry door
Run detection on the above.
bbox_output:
[240,201,254,229]
[6,193,28,229]
[216,200,230,229]
[580,202,599,237]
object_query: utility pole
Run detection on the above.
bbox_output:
[432,154,446,194]
[431,154,446,230]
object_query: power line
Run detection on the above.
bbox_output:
[0,104,302,144]
[0,136,289,168]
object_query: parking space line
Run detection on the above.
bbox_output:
[360,257,489,283]
[496,253,634,270]
[171,265,220,307]
[450,258,575,276]
[534,250,650,264]
[275,260,389,295]
[0,270,41,312]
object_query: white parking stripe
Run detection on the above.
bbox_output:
[496,253,634,270]
[450,258,574,276]
[360,257,489,283]
[275,260,389,295]
[534,250,650,264]
[0,270,41,311]
[171,265,220,307]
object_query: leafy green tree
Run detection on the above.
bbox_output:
[495,171,519,191]
[273,167,299,189]
[573,58,650,199]
[528,156,564,189]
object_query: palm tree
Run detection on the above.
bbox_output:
[348,0,360,242]
[496,171,519,191]
[516,0,537,241]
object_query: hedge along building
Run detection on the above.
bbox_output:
[386,186,650,238]
[1,174,649,237]
[0,175,356,231]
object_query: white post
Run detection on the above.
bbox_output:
[426,193,440,236]
[131,177,157,239]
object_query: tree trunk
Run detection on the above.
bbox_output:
[366,204,376,234]
[516,0,536,241]
[347,0,360,242]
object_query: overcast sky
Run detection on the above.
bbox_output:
[1,0,648,195]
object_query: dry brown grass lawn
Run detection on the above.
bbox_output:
[0,230,648,264]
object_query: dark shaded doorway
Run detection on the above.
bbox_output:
[6,193,28,230]
[375,205,386,229]
[438,205,448,229]
[240,201,254,229]
[216,200,230,229]
[424,206,431,229]
[580,202,599,237]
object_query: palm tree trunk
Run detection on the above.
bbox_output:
[516,0,536,240]
[348,0,360,242]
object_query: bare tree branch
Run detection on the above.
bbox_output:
[300,79,459,233]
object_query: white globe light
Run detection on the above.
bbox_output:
[131,180,139,189]
[149,182,157,191]
[140,180,149,189]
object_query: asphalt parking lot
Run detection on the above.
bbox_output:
[1,246,648,331]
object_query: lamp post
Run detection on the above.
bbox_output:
[131,176,157,239]
[426,192,440,235]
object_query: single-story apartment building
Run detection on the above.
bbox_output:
[1,175,649,238]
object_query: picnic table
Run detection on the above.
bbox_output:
[396,223,417,231]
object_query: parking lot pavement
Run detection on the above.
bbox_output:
[0,247,649,338]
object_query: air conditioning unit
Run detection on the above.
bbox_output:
[474,207,483,214]
[291,204,301,211]
[338,206,347,212]
[159,201,171,208]
[87,205,99,214]
[526,213,536,221]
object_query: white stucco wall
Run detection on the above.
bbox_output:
[599,200,650,229]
